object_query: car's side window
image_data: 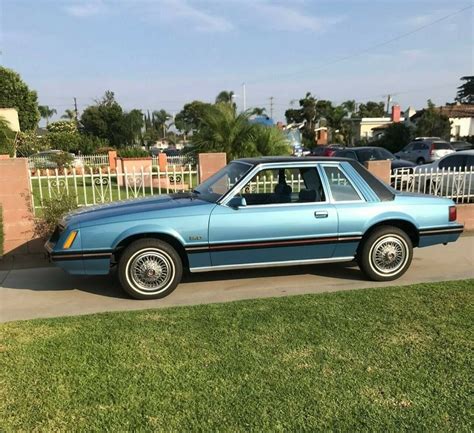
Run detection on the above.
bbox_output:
[323,166,361,202]
[237,167,326,205]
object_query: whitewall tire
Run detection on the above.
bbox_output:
[358,226,413,282]
[118,239,183,299]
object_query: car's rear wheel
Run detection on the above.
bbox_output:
[118,239,183,299]
[358,226,413,281]
[416,157,425,165]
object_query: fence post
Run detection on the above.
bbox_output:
[364,160,391,184]
[0,158,36,255]
[108,150,117,171]
[198,153,227,182]
[158,153,167,171]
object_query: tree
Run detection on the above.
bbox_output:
[175,101,211,135]
[38,105,57,126]
[455,76,474,104]
[373,123,413,153]
[251,107,266,116]
[192,104,289,160]
[285,92,318,143]
[415,100,451,140]
[0,66,40,131]
[341,100,356,114]
[215,90,236,111]
[356,101,385,118]
[61,109,77,120]
[80,91,141,147]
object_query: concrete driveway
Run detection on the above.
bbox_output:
[1,235,473,323]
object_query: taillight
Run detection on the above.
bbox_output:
[430,144,435,156]
[449,206,457,222]
[326,149,335,157]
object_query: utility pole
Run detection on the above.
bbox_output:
[73,97,79,120]
[385,94,392,115]
[242,82,246,112]
[269,96,274,119]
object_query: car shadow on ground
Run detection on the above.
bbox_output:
[2,261,365,300]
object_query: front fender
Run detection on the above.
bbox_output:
[112,224,187,249]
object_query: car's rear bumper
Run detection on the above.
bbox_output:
[418,224,464,247]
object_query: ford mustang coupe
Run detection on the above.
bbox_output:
[46,157,463,299]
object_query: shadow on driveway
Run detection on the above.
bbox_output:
[2,261,364,300]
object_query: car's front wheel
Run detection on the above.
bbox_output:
[118,239,183,299]
[358,226,413,281]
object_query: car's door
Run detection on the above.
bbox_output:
[207,164,338,267]
[397,143,414,161]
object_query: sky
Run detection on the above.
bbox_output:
[1,0,473,123]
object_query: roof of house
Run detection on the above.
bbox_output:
[411,103,474,120]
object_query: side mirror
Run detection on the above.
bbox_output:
[228,196,247,209]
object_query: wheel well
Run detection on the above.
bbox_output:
[113,233,189,269]
[360,220,419,248]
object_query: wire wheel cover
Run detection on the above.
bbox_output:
[371,236,407,274]
[129,250,174,292]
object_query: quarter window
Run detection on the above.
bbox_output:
[323,166,361,201]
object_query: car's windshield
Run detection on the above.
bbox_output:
[193,162,252,202]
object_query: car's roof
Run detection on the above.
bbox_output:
[450,149,474,155]
[235,156,348,165]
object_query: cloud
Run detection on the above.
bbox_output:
[404,9,452,27]
[254,2,344,32]
[64,0,106,17]
[150,0,234,32]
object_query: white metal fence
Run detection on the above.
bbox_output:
[29,153,196,169]
[152,154,196,166]
[391,167,474,203]
[29,164,198,212]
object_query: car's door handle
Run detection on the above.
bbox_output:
[314,211,328,218]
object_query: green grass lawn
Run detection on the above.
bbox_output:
[1,280,472,431]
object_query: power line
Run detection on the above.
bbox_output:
[246,5,473,84]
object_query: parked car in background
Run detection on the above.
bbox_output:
[333,147,415,172]
[46,157,463,300]
[309,145,344,157]
[29,150,83,169]
[450,140,473,152]
[395,139,455,165]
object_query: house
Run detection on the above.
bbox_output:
[409,103,474,139]
[350,105,405,142]
[0,108,20,132]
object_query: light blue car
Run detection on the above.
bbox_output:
[46,157,463,299]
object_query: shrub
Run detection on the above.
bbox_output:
[46,120,77,134]
[15,131,50,157]
[118,147,150,158]
[34,195,77,238]
[96,146,116,154]
[48,132,109,154]
[49,151,74,169]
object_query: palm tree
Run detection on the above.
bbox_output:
[251,107,266,116]
[215,90,235,104]
[61,109,77,120]
[192,104,289,161]
[38,105,57,126]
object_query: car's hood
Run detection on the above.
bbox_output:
[63,193,213,227]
